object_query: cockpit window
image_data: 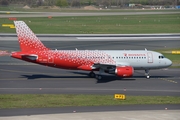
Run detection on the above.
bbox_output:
[158,56,164,59]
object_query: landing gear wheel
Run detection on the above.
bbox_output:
[89,71,95,78]
[146,75,150,79]
[96,75,102,80]
[145,70,150,79]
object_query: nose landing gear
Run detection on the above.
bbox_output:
[145,69,150,79]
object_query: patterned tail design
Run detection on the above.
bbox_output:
[14,21,49,52]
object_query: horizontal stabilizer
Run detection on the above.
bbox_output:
[11,52,37,61]
[21,54,38,60]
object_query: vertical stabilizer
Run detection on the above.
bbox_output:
[14,21,49,51]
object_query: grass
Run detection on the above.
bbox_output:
[1,5,180,12]
[0,14,180,34]
[0,94,180,109]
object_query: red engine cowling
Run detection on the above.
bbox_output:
[115,66,134,78]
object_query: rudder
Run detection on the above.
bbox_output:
[14,21,49,52]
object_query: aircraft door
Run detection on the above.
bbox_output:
[147,52,153,63]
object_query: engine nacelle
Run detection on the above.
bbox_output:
[115,66,134,78]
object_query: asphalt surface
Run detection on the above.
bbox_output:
[0,38,180,51]
[0,11,180,18]
[0,65,180,95]
[1,34,180,41]
[0,39,180,96]
[0,37,180,117]
[0,104,180,116]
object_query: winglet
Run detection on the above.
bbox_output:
[14,21,49,51]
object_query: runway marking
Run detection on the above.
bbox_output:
[158,78,178,84]
[77,37,180,40]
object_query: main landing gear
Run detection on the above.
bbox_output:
[96,75,102,80]
[88,71,103,80]
[145,69,150,79]
[89,71,96,78]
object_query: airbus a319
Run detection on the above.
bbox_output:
[11,21,172,80]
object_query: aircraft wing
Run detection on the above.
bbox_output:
[93,63,115,69]
[93,62,130,70]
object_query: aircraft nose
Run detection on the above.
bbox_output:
[166,59,172,67]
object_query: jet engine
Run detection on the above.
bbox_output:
[115,66,134,77]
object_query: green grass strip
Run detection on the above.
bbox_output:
[0,6,178,12]
[1,13,180,34]
[0,94,180,109]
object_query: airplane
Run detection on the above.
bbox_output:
[11,21,172,80]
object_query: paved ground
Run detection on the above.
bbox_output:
[0,11,180,18]
[0,104,180,119]
[0,110,180,120]
[0,39,180,95]
[0,37,180,119]
[0,104,180,116]
[0,65,179,96]
[1,104,180,119]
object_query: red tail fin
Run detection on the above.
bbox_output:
[14,21,49,52]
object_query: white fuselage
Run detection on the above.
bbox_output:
[103,50,172,70]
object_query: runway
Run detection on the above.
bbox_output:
[0,39,180,96]
[0,37,180,119]
[0,38,180,51]
[0,64,180,96]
